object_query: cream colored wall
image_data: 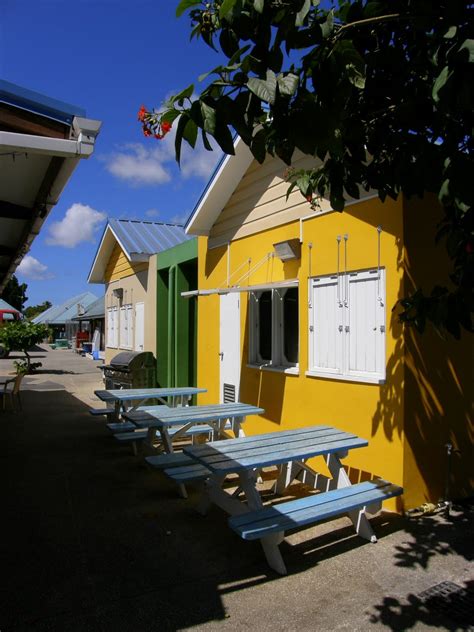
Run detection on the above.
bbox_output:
[208,152,375,248]
[198,194,406,511]
[144,254,157,359]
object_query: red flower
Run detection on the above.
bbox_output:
[306,194,312,203]
[161,121,172,134]
[154,133,164,140]
[143,127,152,137]
[137,105,147,122]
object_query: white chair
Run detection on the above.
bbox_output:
[0,373,24,411]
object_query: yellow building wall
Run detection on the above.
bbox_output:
[104,243,147,283]
[197,195,406,511]
[402,196,473,507]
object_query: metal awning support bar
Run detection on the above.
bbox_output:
[181,279,298,299]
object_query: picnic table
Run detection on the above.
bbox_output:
[94,387,207,422]
[126,402,265,453]
[128,402,264,498]
[168,425,402,575]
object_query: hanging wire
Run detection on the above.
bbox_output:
[218,256,252,288]
[233,252,273,287]
[377,225,383,304]
[336,235,342,306]
[343,234,349,307]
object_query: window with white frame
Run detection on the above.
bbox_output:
[308,268,386,383]
[120,304,134,349]
[107,306,118,348]
[249,286,299,369]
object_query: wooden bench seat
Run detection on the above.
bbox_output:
[229,479,403,541]
[145,453,196,469]
[106,421,136,433]
[163,462,212,483]
[114,429,149,443]
[89,407,114,417]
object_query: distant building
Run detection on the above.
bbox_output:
[72,295,105,353]
[33,291,98,340]
[88,219,192,365]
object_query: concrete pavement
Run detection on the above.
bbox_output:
[1,346,472,631]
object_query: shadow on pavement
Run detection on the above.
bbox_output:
[2,388,472,631]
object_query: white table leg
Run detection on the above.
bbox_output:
[238,470,287,575]
[157,426,188,499]
[326,452,377,542]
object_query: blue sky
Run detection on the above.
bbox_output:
[1,0,226,307]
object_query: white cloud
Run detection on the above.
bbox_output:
[170,212,189,225]
[100,128,222,187]
[145,208,160,218]
[16,255,53,280]
[101,143,172,186]
[46,203,106,248]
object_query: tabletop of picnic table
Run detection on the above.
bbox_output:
[184,425,368,474]
[125,402,265,428]
[94,387,207,402]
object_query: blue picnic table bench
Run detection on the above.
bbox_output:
[166,425,403,575]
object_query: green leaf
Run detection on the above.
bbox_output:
[182,118,198,148]
[176,0,201,18]
[459,39,474,63]
[438,178,450,202]
[201,130,213,151]
[444,26,457,39]
[213,123,235,155]
[277,73,299,96]
[247,69,277,104]
[432,66,451,102]
[251,128,267,163]
[200,102,217,135]
[175,114,189,165]
[321,9,334,38]
[296,173,311,195]
[253,0,264,13]
[161,109,181,125]
[296,0,311,26]
[173,83,194,103]
[219,0,238,19]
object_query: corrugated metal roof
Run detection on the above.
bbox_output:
[0,298,19,312]
[33,292,98,325]
[73,295,104,320]
[0,79,86,125]
[109,219,192,257]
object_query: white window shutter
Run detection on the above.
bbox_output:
[346,269,385,380]
[310,275,343,375]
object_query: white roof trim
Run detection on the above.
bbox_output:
[0,118,100,158]
[185,136,253,236]
[181,279,298,298]
[87,223,149,284]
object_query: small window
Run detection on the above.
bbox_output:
[2,312,15,321]
[249,286,299,369]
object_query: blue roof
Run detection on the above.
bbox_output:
[0,80,86,125]
[108,219,192,256]
[33,292,98,325]
[0,298,19,312]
